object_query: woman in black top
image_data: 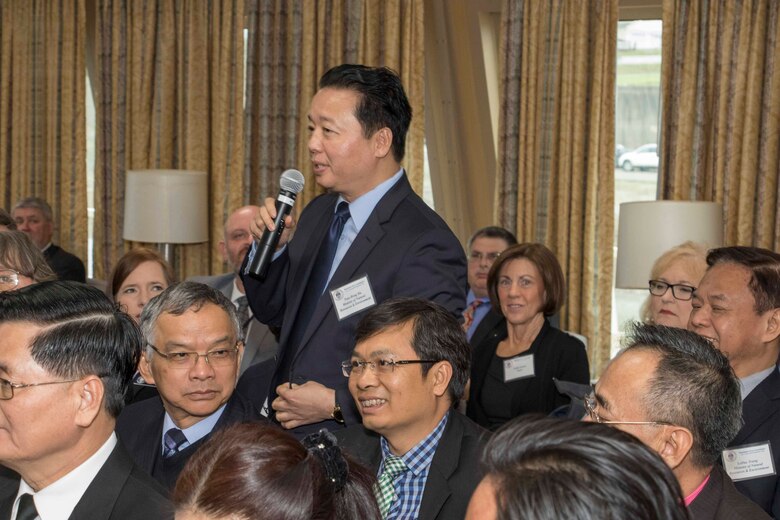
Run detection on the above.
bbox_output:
[466,243,590,430]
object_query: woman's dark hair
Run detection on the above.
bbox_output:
[108,247,176,300]
[486,243,565,316]
[480,415,688,520]
[173,423,381,520]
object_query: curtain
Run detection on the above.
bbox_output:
[497,0,617,377]
[660,0,780,248]
[0,0,87,260]
[244,0,424,208]
[92,0,245,280]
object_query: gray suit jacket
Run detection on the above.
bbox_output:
[190,273,279,374]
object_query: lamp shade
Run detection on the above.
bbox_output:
[615,201,723,289]
[123,169,209,244]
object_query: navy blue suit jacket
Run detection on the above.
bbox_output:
[240,173,467,435]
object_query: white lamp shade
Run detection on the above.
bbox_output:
[123,169,209,244]
[616,201,723,289]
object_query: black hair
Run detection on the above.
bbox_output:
[354,297,470,403]
[622,322,742,468]
[467,226,518,250]
[319,64,412,162]
[481,415,688,520]
[0,281,140,417]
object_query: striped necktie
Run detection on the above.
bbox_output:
[163,428,188,458]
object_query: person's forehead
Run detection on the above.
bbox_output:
[155,304,234,339]
[13,207,45,219]
[470,236,510,253]
[225,208,257,234]
[353,322,415,357]
[600,349,658,401]
[0,322,45,374]
[699,263,753,297]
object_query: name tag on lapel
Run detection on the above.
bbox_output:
[330,275,376,321]
[722,442,776,481]
[504,354,535,382]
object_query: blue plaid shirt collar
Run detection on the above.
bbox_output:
[380,410,449,476]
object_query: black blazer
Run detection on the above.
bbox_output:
[240,173,467,435]
[469,309,505,351]
[0,441,173,519]
[335,411,488,520]
[43,244,86,282]
[467,318,590,430]
[726,367,780,518]
[116,390,264,490]
[688,465,770,520]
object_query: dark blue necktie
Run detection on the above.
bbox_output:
[276,202,351,390]
[163,428,188,458]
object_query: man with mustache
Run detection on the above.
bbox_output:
[116,282,264,490]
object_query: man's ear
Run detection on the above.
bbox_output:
[430,361,453,398]
[656,426,694,470]
[761,308,780,344]
[74,376,106,428]
[234,341,245,380]
[372,128,393,159]
[138,350,156,386]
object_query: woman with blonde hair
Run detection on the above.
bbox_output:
[0,230,56,291]
[640,241,708,329]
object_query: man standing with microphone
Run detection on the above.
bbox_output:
[239,64,466,437]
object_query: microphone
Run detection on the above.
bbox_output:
[246,169,305,280]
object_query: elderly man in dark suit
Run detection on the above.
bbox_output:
[191,205,278,375]
[0,281,172,519]
[240,64,466,437]
[116,282,264,490]
[689,246,780,518]
[336,298,487,520]
[590,323,768,519]
[12,197,85,282]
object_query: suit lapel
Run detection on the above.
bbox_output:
[470,310,504,349]
[418,413,462,520]
[69,442,133,519]
[734,367,780,445]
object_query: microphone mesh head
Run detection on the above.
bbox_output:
[280,169,305,194]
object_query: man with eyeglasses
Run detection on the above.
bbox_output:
[0,281,173,519]
[335,298,488,520]
[587,322,768,519]
[689,246,780,517]
[464,226,517,345]
[116,282,264,490]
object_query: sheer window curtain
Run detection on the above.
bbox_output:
[497,0,617,376]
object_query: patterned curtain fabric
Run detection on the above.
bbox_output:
[497,0,617,377]
[244,0,424,208]
[92,0,245,280]
[660,0,780,248]
[0,0,87,260]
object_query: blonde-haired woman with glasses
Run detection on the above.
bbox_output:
[640,241,708,329]
[0,230,56,292]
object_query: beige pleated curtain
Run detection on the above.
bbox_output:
[244,0,425,208]
[660,0,780,249]
[497,0,617,377]
[0,0,87,260]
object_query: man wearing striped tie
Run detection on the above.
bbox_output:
[336,298,488,520]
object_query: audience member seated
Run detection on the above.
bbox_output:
[465,415,689,520]
[589,322,769,519]
[0,230,57,292]
[463,226,517,344]
[641,241,708,328]
[12,197,86,282]
[336,298,487,520]
[190,206,278,375]
[0,281,173,519]
[689,246,780,517]
[109,248,176,324]
[467,243,589,430]
[0,208,16,231]
[174,423,380,520]
[116,282,264,490]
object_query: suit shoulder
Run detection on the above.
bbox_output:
[116,398,163,437]
[111,465,174,519]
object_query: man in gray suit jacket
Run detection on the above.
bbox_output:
[192,205,278,375]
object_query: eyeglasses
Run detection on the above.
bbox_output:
[0,376,80,400]
[148,343,240,369]
[0,269,21,291]
[469,252,501,263]
[648,280,695,301]
[341,358,440,377]
[583,387,671,427]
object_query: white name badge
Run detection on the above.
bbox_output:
[504,354,535,382]
[330,275,376,321]
[722,442,776,481]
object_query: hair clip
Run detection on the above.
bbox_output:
[302,429,349,491]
